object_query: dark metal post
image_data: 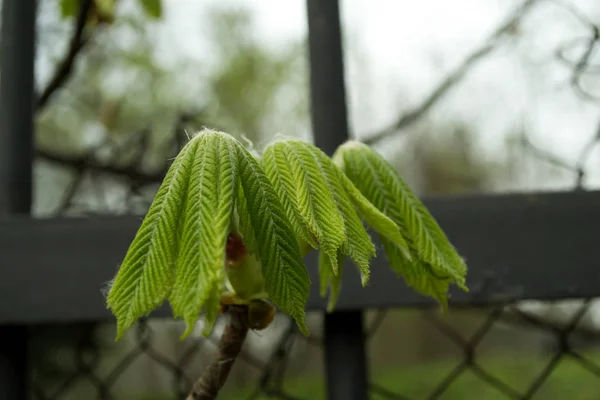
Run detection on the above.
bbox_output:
[0,0,37,398]
[306,1,369,399]
[0,0,36,214]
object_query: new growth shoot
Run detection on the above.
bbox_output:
[105,129,468,399]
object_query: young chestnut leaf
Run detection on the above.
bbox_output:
[333,141,468,309]
[262,139,410,288]
[262,141,345,265]
[234,181,259,256]
[106,129,468,341]
[305,142,375,284]
[234,140,311,335]
[340,172,412,261]
[106,134,195,340]
[107,130,313,338]
[169,133,238,338]
[261,143,319,250]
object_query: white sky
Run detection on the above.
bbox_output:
[156,0,600,189]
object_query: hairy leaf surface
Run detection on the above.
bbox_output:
[263,140,345,264]
[262,144,318,250]
[169,132,238,337]
[382,239,451,308]
[234,181,259,256]
[333,141,467,306]
[235,141,311,334]
[106,137,194,339]
[340,172,412,260]
[302,143,375,285]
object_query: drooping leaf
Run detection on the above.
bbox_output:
[261,144,318,250]
[234,141,311,335]
[339,171,412,260]
[302,142,375,285]
[318,249,345,312]
[139,0,162,18]
[382,238,451,310]
[106,136,195,340]
[333,141,467,306]
[263,140,345,265]
[169,131,238,338]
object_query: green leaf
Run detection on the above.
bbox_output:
[340,171,412,260]
[261,144,318,250]
[318,249,345,312]
[333,141,467,306]
[382,239,451,310]
[234,181,258,256]
[234,141,311,335]
[60,0,78,18]
[302,142,375,285]
[263,140,345,265]
[264,139,380,286]
[169,132,238,338]
[139,0,162,19]
[106,135,195,340]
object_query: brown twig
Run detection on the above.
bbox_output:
[37,0,94,110]
[519,132,576,172]
[186,306,250,400]
[573,123,600,188]
[37,113,199,191]
[55,166,86,214]
[518,119,600,190]
[362,0,539,145]
[37,146,167,185]
[552,0,600,103]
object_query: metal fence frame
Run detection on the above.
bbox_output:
[1,1,600,399]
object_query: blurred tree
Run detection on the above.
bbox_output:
[34,1,309,216]
[201,7,309,144]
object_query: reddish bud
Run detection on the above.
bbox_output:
[226,232,248,268]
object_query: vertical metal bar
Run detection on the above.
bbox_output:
[323,311,369,400]
[0,328,29,400]
[0,0,36,215]
[306,0,350,154]
[306,1,369,399]
[0,0,37,398]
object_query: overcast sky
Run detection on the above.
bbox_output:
[153,0,600,189]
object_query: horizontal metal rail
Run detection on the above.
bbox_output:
[1,190,599,324]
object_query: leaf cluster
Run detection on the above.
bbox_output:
[106,130,467,339]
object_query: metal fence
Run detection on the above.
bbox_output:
[2,0,600,399]
[26,302,600,400]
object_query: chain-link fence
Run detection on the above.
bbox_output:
[28,299,600,400]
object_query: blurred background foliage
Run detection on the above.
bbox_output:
[34,0,533,217]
